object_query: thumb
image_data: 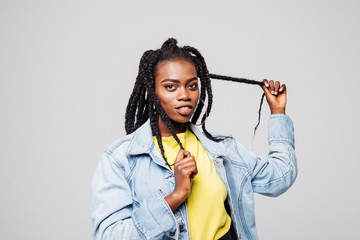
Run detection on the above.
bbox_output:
[176,149,190,162]
[261,83,274,103]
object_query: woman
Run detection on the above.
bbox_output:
[91,38,297,240]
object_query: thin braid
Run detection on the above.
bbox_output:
[208,73,266,137]
[190,57,206,124]
[201,80,225,142]
[149,103,171,168]
[209,73,264,86]
[190,83,206,124]
[149,91,185,150]
[147,91,184,167]
[134,86,147,130]
[125,50,155,134]
[183,46,224,142]
[254,93,266,134]
[125,76,142,133]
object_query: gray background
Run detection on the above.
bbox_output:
[1,0,359,239]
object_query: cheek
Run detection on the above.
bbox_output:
[157,91,174,109]
[193,91,200,101]
[158,91,169,102]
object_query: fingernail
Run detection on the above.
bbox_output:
[265,83,269,87]
[271,91,274,94]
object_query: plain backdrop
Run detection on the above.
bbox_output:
[1,0,359,239]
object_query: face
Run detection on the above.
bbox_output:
[155,59,199,124]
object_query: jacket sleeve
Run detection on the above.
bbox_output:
[91,149,179,240]
[235,114,297,197]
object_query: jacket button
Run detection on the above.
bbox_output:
[216,160,219,164]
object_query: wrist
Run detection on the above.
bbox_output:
[165,190,188,212]
[172,188,189,202]
[270,108,285,115]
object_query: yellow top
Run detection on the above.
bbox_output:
[153,128,231,240]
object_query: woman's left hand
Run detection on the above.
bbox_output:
[261,79,287,114]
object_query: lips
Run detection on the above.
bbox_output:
[175,105,194,116]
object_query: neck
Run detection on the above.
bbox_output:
[157,116,186,137]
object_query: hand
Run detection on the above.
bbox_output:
[173,149,198,197]
[261,79,287,114]
[164,149,197,211]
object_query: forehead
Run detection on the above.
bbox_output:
[155,59,197,80]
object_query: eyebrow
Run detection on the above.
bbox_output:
[160,77,198,84]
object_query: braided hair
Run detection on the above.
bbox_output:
[125,38,264,167]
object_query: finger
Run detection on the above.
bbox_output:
[178,163,197,176]
[175,158,196,168]
[261,80,272,97]
[175,164,196,178]
[185,166,198,178]
[279,84,286,93]
[274,81,280,95]
[190,167,198,178]
[180,156,198,177]
[174,155,196,169]
[269,80,275,94]
[261,79,270,92]
[182,150,191,157]
[262,79,269,88]
[176,149,191,162]
[176,156,196,167]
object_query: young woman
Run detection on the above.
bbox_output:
[91,38,297,240]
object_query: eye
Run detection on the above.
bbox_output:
[165,84,175,91]
[188,82,198,89]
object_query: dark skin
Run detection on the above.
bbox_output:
[155,59,200,136]
[154,59,287,212]
[262,79,286,114]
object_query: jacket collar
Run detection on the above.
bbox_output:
[126,119,155,155]
[126,119,226,157]
[188,122,226,157]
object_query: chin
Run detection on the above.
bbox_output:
[171,117,192,124]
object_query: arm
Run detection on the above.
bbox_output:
[249,114,297,196]
[164,149,198,212]
[91,150,180,240]
[239,80,297,196]
[91,152,143,239]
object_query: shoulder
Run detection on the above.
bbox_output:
[104,133,133,157]
[98,132,137,173]
[104,119,154,157]
[100,120,155,165]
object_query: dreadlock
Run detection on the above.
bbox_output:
[125,38,265,167]
[208,74,266,137]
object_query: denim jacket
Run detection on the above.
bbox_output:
[91,114,297,240]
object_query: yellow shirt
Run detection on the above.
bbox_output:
[153,128,231,240]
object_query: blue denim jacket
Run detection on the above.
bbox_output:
[91,114,297,240]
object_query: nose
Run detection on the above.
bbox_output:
[177,87,190,101]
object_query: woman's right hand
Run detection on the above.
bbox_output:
[164,149,197,212]
[261,79,287,114]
